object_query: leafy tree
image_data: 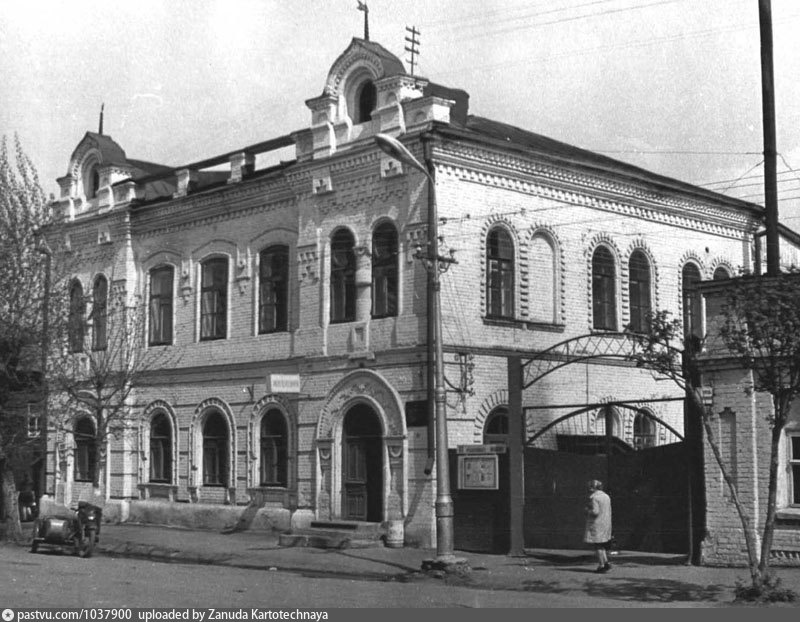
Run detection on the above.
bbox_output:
[0,135,49,541]
[626,273,800,597]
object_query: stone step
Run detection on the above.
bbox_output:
[278,520,387,549]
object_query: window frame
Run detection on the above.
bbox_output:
[682,262,703,345]
[259,408,288,487]
[330,229,356,324]
[258,246,289,334]
[483,406,509,446]
[628,250,652,334]
[73,417,96,483]
[200,257,228,341]
[486,227,515,319]
[149,266,174,346]
[68,280,86,353]
[592,246,617,331]
[91,275,108,351]
[149,413,172,484]
[789,433,800,507]
[202,411,229,486]
[371,222,398,319]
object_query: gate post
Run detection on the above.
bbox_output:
[508,356,525,556]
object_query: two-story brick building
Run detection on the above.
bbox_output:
[41,36,766,551]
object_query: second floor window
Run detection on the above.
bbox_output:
[682,263,703,346]
[68,280,85,353]
[628,251,652,333]
[200,258,228,341]
[330,229,356,323]
[91,275,108,351]
[789,434,800,506]
[259,246,288,333]
[149,266,174,346]
[486,228,514,319]
[592,246,617,330]
[372,223,398,318]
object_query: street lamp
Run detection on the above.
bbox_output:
[375,133,465,568]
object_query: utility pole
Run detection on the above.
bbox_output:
[759,0,780,275]
[405,26,420,76]
[36,234,52,502]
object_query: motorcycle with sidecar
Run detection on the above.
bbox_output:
[30,501,102,558]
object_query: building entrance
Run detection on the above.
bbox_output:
[342,404,383,522]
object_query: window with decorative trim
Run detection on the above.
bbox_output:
[356,80,377,124]
[149,413,172,483]
[628,251,652,333]
[592,246,617,330]
[91,275,108,351]
[259,246,289,333]
[483,407,509,445]
[486,228,515,319]
[529,233,556,323]
[68,280,86,353]
[371,222,398,318]
[682,263,703,346]
[633,412,656,450]
[260,409,288,487]
[200,258,228,340]
[202,411,228,486]
[713,266,731,280]
[331,229,356,323]
[149,266,174,346]
[74,417,96,482]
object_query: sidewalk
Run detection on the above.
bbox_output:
[15,521,800,606]
[30,522,792,607]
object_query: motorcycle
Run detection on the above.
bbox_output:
[30,501,102,558]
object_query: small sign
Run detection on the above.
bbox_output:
[457,444,507,454]
[695,386,714,406]
[267,374,301,394]
[458,455,499,490]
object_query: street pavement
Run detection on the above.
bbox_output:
[14,522,800,607]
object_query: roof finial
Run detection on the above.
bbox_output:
[99,103,105,135]
[357,1,369,41]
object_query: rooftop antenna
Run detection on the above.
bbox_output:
[98,103,105,135]
[405,26,420,76]
[357,1,369,41]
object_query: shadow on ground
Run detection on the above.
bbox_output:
[582,577,728,604]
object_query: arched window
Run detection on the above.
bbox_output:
[713,266,730,280]
[202,411,228,486]
[682,263,703,346]
[200,258,228,340]
[330,229,356,323]
[85,165,100,199]
[260,409,288,487]
[592,246,617,330]
[259,246,289,333]
[68,280,86,353]
[91,275,108,351]
[628,251,652,333]
[372,222,398,318]
[483,407,509,445]
[149,266,174,346]
[486,228,514,319]
[529,233,556,322]
[356,80,377,124]
[74,417,96,482]
[149,413,172,483]
[633,413,656,450]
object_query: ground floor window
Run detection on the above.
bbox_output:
[74,417,96,482]
[203,411,229,486]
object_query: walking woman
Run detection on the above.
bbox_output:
[584,479,612,573]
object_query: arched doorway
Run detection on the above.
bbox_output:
[342,403,383,522]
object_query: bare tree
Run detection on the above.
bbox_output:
[0,135,49,542]
[626,273,800,599]
[49,282,179,499]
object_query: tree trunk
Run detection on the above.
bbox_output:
[758,417,784,578]
[1,462,24,543]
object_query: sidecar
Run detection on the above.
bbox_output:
[30,501,102,558]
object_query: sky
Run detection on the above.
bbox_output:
[2,0,799,224]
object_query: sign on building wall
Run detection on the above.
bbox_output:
[266,374,301,394]
[457,454,499,490]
